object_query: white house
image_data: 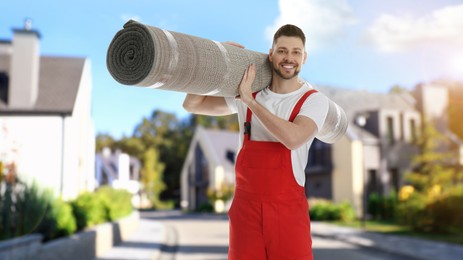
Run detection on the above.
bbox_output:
[0,21,95,200]
[95,147,141,194]
[180,126,238,212]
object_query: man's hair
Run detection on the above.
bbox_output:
[272,24,306,47]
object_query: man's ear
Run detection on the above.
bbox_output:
[303,51,307,64]
[269,48,273,62]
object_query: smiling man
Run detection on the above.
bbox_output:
[183,24,332,260]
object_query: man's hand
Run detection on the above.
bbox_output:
[238,64,256,106]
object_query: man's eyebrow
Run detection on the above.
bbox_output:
[277,47,302,51]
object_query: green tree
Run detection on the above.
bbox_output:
[192,114,239,131]
[389,84,409,94]
[398,121,463,233]
[141,147,166,208]
[406,122,458,191]
[95,133,116,152]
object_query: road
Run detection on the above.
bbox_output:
[141,210,416,260]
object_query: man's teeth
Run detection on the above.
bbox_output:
[283,65,294,69]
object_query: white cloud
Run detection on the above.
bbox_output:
[366,4,463,52]
[266,0,357,50]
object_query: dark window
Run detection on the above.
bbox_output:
[308,139,331,167]
[399,114,404,141]
[390,168,400,192]
[367,169,378,196]
[226,150,235,165]
[386,116,395,145]
[0,72,9,103]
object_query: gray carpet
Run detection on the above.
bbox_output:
[107,20,272,97]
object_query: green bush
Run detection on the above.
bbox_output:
[396,185,463,233]
[429,186,463,233]
[368,190,397,221]
[196,202,214,213]
[309,198,355,222]
[37,199,77,241]
[0,180,50,240]
[96,186,133,221]
[71,192,107,230]
[1,178,76,241]
[71,186,134,230]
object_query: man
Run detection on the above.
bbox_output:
[183,24,329,260]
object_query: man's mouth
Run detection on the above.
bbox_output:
[281,64,296,70]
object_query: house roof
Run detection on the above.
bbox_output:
[0,55,86,115]
[315,85,417,121]
[314,85,418,142]
[196,126,239,172]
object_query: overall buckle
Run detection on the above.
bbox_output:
[244,122,251,135]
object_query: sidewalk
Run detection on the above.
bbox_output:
[311,221,463,260]
[95,218,165,260]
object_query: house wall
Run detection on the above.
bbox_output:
[0,116,64,196]
[332,135,364,217]
[72,59,95,193]
[58,60,95,200]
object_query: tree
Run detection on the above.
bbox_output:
[389,84,409,94]
[141,147,166,208]
[95,133,116,152]
[406,121,457,191]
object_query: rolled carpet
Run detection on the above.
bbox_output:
[107,20,272,97]
[106,20,348,143]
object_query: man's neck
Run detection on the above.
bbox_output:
[269,76,303,94]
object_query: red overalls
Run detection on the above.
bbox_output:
[228,90,317,260]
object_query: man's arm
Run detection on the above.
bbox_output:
[183,94,234,116]
[239,64,318,150]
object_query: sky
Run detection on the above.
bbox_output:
[1,0,463,139]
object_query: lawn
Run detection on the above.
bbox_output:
[331,220,463,246]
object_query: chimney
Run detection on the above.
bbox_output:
[8,18,41,108]
[415,83,449,132]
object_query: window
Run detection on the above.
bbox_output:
[386,116,395,145]
[399,114,404,141]
[390,168,400,192]
[307,139,332,168]
[0,72,9,103]
[367,169,378,196]
[226,150,235,165]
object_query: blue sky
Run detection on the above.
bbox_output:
[2,0,463,139]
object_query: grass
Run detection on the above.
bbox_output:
[330,219,463,246]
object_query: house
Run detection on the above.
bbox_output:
[180,126,238,212]
[305,86,422,216]
[95,147,141,195]
[0,20,95,200]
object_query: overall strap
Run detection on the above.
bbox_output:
[243,89,318,140]
[244,92,259,141]
[288,89,318,122]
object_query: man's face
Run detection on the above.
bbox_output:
[269,36,306,80]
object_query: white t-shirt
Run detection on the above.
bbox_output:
[225,82,329,186]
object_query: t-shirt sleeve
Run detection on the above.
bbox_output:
[298,92,329,133]
[224,96,238,114]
